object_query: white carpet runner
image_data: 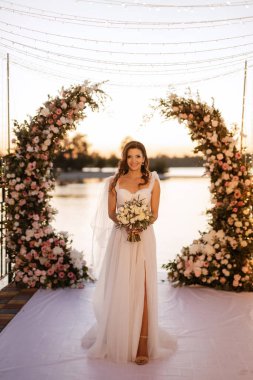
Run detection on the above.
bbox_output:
[1,273,253,380]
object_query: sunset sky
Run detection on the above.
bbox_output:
[1,0,253,157]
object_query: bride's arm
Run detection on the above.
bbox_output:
[150,179,160,223]
[108,179,118,224]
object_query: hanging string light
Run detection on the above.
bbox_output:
[8,53,252,88]
[2,26,253,56]
[1,1,253,29]
[1,34,253,67]
[75,0,253,9]
[1,37,252,75]
[1,19,253,46]
[2,46,249,76]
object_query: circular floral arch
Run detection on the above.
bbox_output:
[4,81,105,289]
[158,94,253,291]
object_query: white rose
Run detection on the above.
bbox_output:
[194,268,202,277]
[137,212,145,221]
[222,172,229,181]
[210,133,218,143]
[189,244,200,254]
[44,139,51,146]
[203,244,215,255]
[52,126,59,134]
[53,246,63,255]
[217,153,223,160]
[211,120,219,127]
[222,269,230,276]
[40,107,50,117]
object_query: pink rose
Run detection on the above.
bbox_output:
[58,272,65,279]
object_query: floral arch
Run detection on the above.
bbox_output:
[158,94,253,291]
[3,82,105,289]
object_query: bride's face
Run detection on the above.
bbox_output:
[126,148,144,171]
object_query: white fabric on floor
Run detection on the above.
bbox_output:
[1,273,253,380]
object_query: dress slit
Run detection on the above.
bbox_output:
[136,261,148,357]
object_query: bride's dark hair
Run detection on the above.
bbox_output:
[110,141,150,191]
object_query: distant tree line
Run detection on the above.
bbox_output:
[53,133,251,174]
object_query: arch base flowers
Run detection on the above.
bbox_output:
[4,81,105,289]
[158,94,253,291]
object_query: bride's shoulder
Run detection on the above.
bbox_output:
[150,171,159,181]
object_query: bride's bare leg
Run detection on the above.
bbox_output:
[136,270,148,360]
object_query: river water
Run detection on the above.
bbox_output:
[51,168,211,269]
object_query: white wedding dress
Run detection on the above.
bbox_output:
[82,171,176,363]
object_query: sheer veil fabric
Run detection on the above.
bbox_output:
[82,171,177,363]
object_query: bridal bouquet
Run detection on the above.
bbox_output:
[116,196,153,242]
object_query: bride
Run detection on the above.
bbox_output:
[82,141,176,364]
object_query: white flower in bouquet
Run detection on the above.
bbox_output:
[116,196,152,242]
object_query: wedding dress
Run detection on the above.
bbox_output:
[82,171,176,363]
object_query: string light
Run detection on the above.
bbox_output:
[9,53,252,88]
[2,19,253,46]
[1,1,253,29]
[76,0,253,9]
[2,26,253,56]
[1,39,252,73]
[1,47,249,77]
[3,34,253,67]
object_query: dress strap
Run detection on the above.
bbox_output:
[149,171,159,190]
[115,178,119,191]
